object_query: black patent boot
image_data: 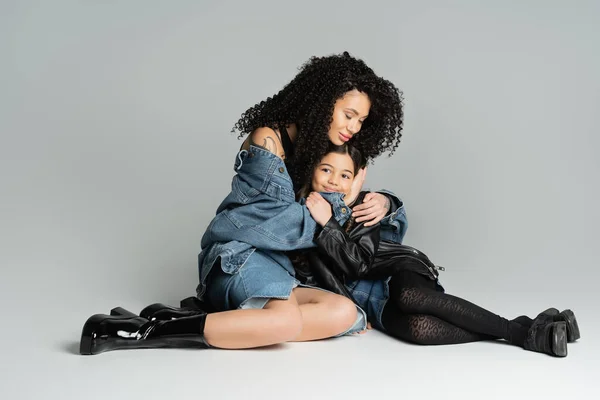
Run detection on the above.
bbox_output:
[79,313,209,355]
[522,318,567,357]
[181,296,216,312]
[138,303,203,321]
[111,301,208,321]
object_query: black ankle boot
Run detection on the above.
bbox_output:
[522,318,567,357]
[79,313,209,355]
[538,308,580,342]
[512,308,580,343]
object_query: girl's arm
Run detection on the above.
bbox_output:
[306,192,380,280]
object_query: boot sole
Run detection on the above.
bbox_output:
[552,322,568,357]
[82,336,208,355]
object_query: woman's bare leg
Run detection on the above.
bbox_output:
[290,287,358,341]
[202,292,303,349]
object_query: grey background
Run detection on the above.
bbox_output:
[1,1,599,399]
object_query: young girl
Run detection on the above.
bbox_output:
[293,143,580,357]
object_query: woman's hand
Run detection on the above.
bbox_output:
[345,167,367,205]
[352,192,391,226]
[306,192,333,227]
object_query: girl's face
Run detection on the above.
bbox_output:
[328,89,371,145]
[311,152,356,196]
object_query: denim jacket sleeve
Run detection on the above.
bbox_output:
[206,146,354,252]
[374,189,408,244]
[206,146,354,251]
[208,182,322,251]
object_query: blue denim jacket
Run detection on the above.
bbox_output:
[196,145,408,300]
[376,189,408,244]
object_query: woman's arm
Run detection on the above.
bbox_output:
[241,127,287,159]
[209,129,342,251]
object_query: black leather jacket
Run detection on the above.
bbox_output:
[290,192,441,299]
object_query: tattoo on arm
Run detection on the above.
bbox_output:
[249,135,278,154]
[248,129,285,158]
[262,136,277,153]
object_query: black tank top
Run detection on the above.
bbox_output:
[241,126,295,159]
[279,125,295,159]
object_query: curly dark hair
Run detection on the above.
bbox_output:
[232,51,404,187]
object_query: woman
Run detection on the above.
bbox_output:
[293,143,579,357]
[79,51,406,354]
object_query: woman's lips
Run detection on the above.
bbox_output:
[339,132,351,142]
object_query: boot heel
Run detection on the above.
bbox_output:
[180,297,200,309]
[139,303,173,320]
[560,309,580,342]
[110,307,137,317]
[552,322,568,357]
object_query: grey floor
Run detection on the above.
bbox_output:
[2,1,599,399]
[1,260,597,400]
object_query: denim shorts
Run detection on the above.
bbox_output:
[346,276,446,332]
[205,249,367,335]
[345,278,391,331]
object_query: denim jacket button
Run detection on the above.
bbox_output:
[341,207,347,214]
[279,167,285,173]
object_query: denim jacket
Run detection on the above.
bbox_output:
[376,189,408,244]
[195,145,408,300]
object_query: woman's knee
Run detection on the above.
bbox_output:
[327,295,359,333]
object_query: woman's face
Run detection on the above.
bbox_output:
[311,152,355,197]
[328,89,371,145]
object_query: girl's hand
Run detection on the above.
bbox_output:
[306,192,333,227]
[352,192,391,226]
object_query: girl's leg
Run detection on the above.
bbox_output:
[290,287,358,341]
[388,272,528,345]
[381,302,494,345]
